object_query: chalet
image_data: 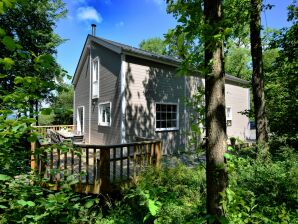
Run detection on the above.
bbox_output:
[72,33,251,154]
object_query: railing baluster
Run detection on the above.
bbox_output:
[127,146,130,180]
[64,151,67,180]
[113,147,116,182]
[57,148,61,183]
[93,148,96,185]
[50,148,53,181]
[120,147,123,181]
[86,147,89,184]
[140,144,143,171]
[71,149,74,174]
[133,145,137,180]
[78,147,82,185]
[146,143,149,166]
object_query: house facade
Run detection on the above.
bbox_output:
[72,35,251,154]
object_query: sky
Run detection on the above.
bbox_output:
[54,0,294,80]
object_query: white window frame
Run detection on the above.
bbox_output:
[92,57,100,99]
[76,106,85,135]
[155,102,179,131]
[98,102,112,127]
[226,106,232,126]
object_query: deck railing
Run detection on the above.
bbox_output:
[32,125,76,137]
[31,126,161,194]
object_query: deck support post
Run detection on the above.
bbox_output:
[153,141,161,169]
[99,148,111,193]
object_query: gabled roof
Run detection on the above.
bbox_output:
[72,35,249,86]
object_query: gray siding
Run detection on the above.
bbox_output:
[124,56,187,154]
[74,42,250,152]
[89,43,121,144]
[225,83,250,139]
[74,54,90,141]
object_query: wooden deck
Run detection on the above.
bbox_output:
[31,125,161,194]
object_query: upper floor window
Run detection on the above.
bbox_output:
[156,103,178,131]
[92,57,100,99]
[98,102,111,126]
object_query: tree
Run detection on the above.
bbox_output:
[0,0,67,121]
[265,3,298,147]
[225,43,251,80]
[203,1,227,220]
[51,84,73,125]
[139,37,168,55]
[166,0,227,221]
[250,0,269,146]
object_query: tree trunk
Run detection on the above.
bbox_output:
[204,0,227,222]
[250,0,269,146]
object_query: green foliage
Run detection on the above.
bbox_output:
[225,43,251,80]
[0,0,67,117]
[185,86,205,154]
[265,7,298,145]
[39,84,74,125]
[0,174,105,223]
[223,148,298,223]
[139,37,168,56]
[120,164,207,223]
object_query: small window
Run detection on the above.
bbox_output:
[92,57,100,99]
[226,106,232,126]
[99,102,111,126]
[156,103,178,131]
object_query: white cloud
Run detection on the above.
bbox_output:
[77,6,102,23]
[116,21,124,27]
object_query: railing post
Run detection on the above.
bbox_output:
[154,141,161,169]
[99,148,110,193]
[31,141,36,170]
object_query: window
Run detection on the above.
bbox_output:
[92,57,99,99]
[226,106,232,126]
[98,102,111,126]
[156,103,178,131]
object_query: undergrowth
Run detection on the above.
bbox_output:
[0,146,297,223]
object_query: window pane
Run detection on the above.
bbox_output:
[156,104,161,112]
[161,121,166,128]
[166,120,172,128]
[171,120,177,127]
[106,106,110,123]
[161,112,167,120]
[156,112,160,120]
[102,109,106,122]
[156,121,161,128]
[161,104,167,111]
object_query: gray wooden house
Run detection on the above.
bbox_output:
[72,34,251,154]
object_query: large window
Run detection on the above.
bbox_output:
[92,57,100,99]
[226,106,232,126]
[98,102,111,126]
[156,103,178,131]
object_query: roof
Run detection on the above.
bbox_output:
[72,35,250,86]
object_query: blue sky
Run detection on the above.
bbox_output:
[55,0,293,79]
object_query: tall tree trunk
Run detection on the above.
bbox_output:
[204,0,227,222]
[250,0,269,145]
